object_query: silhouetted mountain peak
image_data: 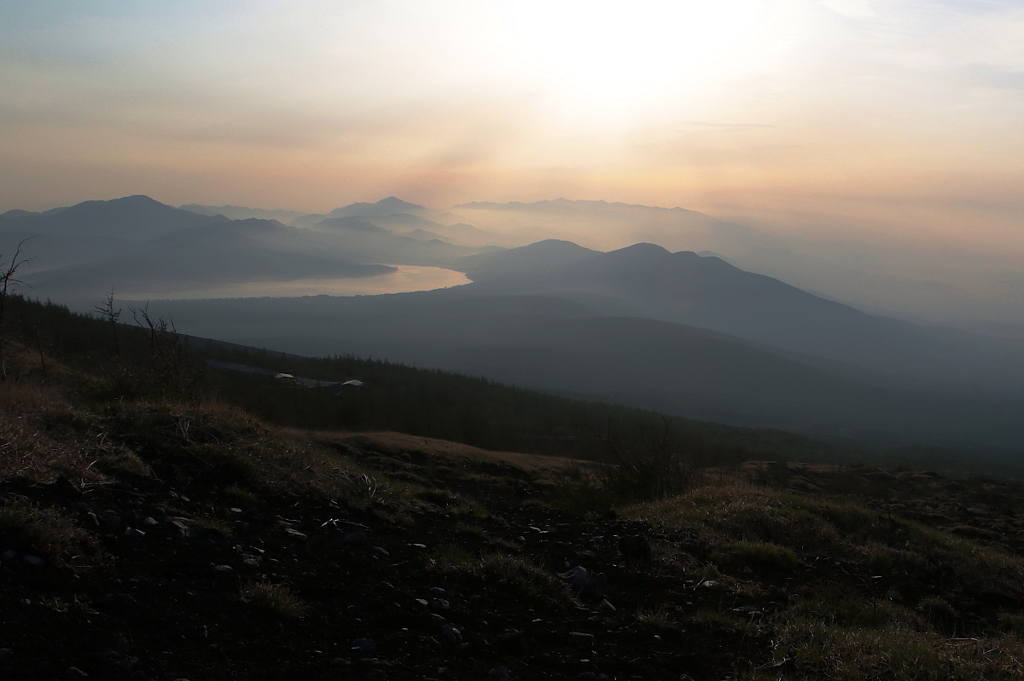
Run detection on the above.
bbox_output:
[517,239,595,256]
[325,197,426,219]
[606,242,671,259]
[377,196,424,211]
[0,194,221,241]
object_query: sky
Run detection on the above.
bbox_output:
[1,0,1023,260]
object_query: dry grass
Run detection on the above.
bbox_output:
[0,499,98,568]
[758,619,1024,681]
[241,580,307,619]
[0,382,106,482]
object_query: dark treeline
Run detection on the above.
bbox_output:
[4,294,853,466]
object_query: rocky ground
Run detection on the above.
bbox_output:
[4,398,1024,680]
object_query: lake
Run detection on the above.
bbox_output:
[121,265,471,301]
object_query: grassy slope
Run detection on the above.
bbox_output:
[2,296,1024,679]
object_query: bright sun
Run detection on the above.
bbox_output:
[495,0,785,125]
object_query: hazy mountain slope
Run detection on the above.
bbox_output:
[458,239,598,279]
[179,203,310,223]
[0,195,222,241]
[324,196,425,218]
[2,196,491,301]
[144,290,1024,451]
[458,241,1024,389]
[451,198,783,253]
[0,196,230,272]
[25,219,393,298]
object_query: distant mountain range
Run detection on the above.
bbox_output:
[4,193,1024,457]
[0,195,490,301]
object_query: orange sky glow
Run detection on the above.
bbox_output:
[2,0,1023,261]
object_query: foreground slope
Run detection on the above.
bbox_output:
[3,297,1024,679]
[5,384,1024,680]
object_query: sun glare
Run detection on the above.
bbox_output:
[496,0,784,125]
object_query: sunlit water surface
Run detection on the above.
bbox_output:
[121,265,470,300]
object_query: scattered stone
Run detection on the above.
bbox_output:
[1,550,16,561]
[23,554,45,567]
[65,667,88,679]
[283,527,307,540]
[0,648,13,664]
[441,623,462,644]
[371,546,390,557]
[341,531,368,545]
[428,587,446,597]
[141,517,159,527]
[124,528,146,539]
[559,566,605,600]
[351,638,375,653]
[598,599,616,613]
[428,599,450,613]
[569,632,595,639]
[211,564,234,573]
[702,580,725,594]
[488,666,510,679]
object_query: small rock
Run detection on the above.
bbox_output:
[65,667,88,679]
[283,527,307,540]
[23,555,45,567]
[428,586,446,596]
[371,546,389,557]
[428,599,450,612]
[211,564,234,573]
[488,666,510,679]
[123,528,146,539]
[569,631,595,639]
[559,566,605,600]
[351,638,375,653]
[1,550,16,561]
[0,648,13,664]
[702,580,724,594]
[141,517,159,527]
[341,531,368,546]
[598,599,616,613]
[441,624,462,644]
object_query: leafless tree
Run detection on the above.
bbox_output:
[93,287,122,359]
[0,239,33,381]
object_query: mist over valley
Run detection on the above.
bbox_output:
[3,193,1023,463]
